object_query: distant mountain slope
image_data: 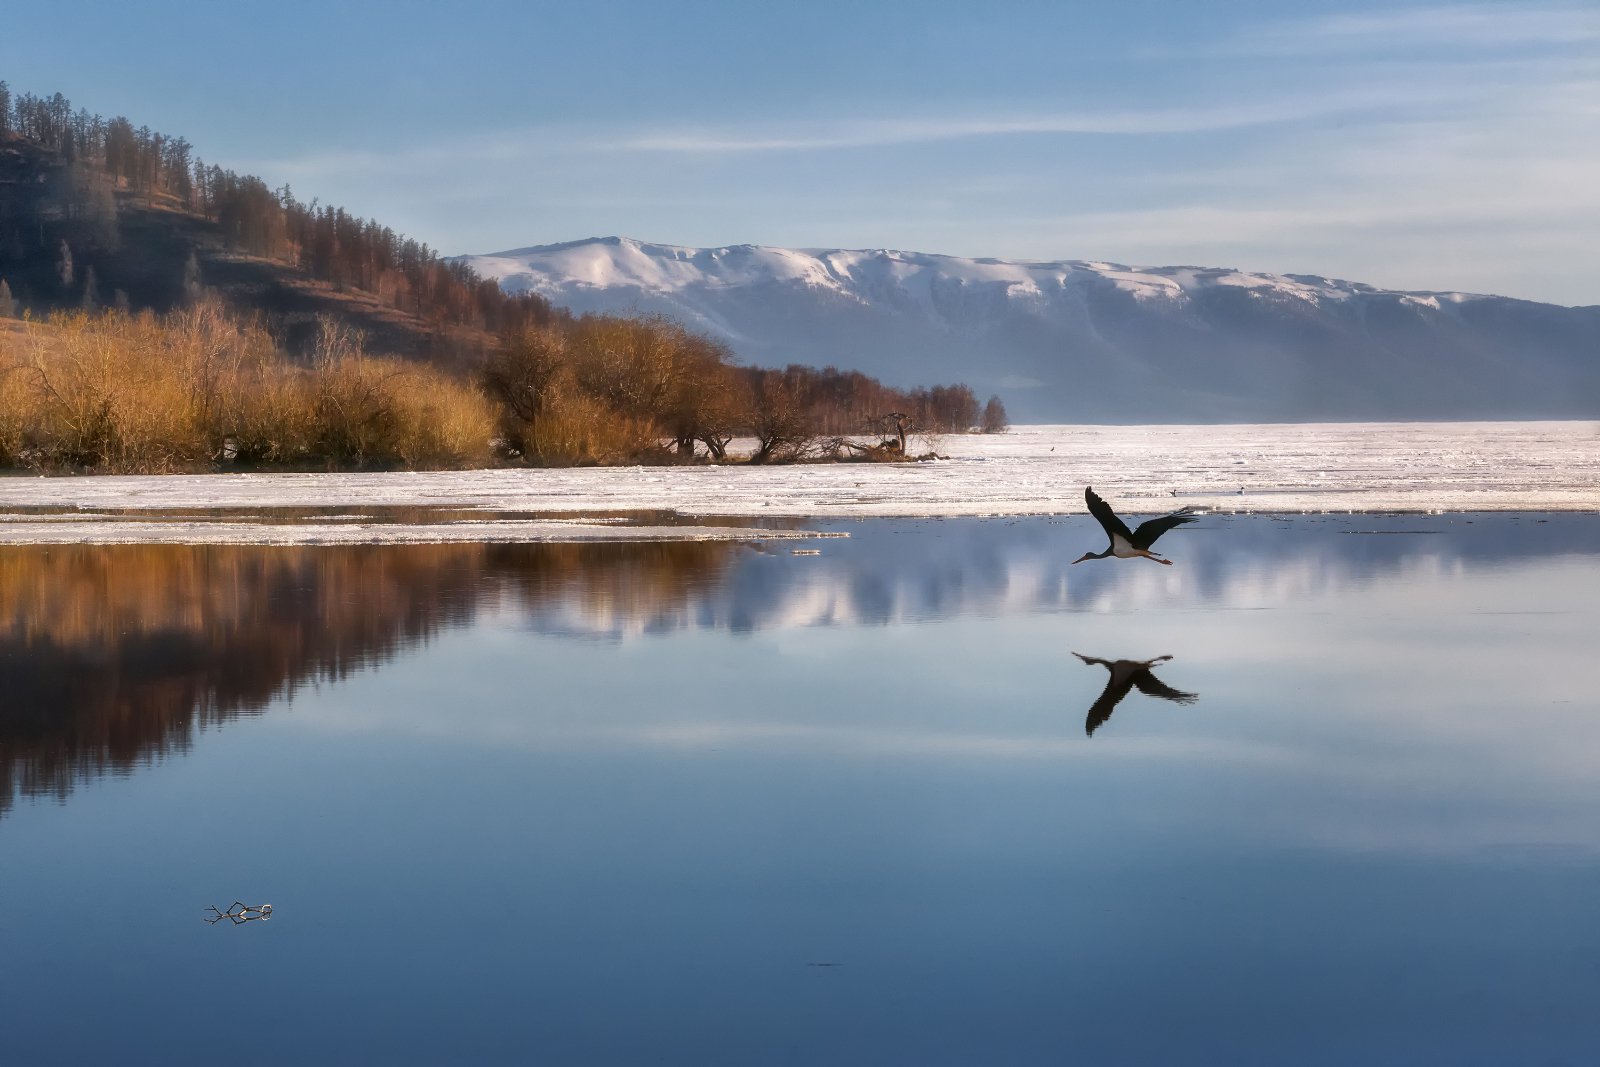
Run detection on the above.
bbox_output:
[458,237,1600,422]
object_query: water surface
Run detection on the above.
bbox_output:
[3,514,1598,1064]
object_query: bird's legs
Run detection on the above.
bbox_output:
[1141,550,1173,565]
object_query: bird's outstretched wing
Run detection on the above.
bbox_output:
[1131,509,1198,549]
[1131,669,1198,705]
[1075,652,1131,736]
[1084,486,1133,541]
[1084,678,1126,736]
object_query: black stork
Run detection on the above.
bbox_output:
[1074,653,1198,736]
[1073,486,1198,565]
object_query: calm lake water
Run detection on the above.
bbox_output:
[3,513,1599,1065]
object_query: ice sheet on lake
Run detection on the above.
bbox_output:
[0,519,840,546]
[0,422,1594,544]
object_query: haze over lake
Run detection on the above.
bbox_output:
[4,513,1598,1065]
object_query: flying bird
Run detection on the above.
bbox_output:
[1074,653,1198,736]
[1074,486,1198,565]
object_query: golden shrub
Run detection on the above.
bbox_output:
[0,307,497,472]
[525,391,663,466]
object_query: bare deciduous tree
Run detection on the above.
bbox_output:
[568,314,686,426]
[748,369,817,463]
[666,334,743,459]
[482,325,569,451]
[870,410,914,454]
[982,395,1009,433]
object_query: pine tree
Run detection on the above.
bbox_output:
[0,278,14,318]
[86,172,119,250]
[81,265,100,310]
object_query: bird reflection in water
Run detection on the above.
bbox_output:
[204,902,273,925]
[1073,653,1198,737]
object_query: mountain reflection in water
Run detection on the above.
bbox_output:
[6,512,1600,1066]
[2,512,1595,816]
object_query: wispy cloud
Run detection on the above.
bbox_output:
[1210,3,1600,55]
[221,2,1600,303]
[977,89,1600,299]
[245,80,1469,179]
[606,92,1425,153]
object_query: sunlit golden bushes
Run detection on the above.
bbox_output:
[0,303,982,472]
[0,306,498,472]
[523,391,666,465]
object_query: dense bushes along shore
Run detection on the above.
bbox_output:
[0,305,1005,473]
[0,306,495,471]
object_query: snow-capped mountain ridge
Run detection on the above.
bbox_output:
[458,237,1597,422]
[471,236,1493,308]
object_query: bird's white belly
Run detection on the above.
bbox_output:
[1111,534,1142,558]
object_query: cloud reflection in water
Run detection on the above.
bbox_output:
[2,512,1596,821]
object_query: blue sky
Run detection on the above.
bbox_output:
[2,1,1595,304]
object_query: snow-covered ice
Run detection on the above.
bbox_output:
[0,422,1594,544]
[0,519,842,547]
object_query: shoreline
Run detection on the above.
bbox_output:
[0,423,1594,543]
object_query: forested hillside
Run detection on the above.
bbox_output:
[0,80,998,472]
[0,82,556,362]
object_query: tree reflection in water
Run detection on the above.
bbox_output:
[0,541,737,816]
[6,512,1594,814]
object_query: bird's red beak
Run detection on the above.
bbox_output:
[1071,553,1092,565]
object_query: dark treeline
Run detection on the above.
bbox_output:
[761,364,981,435]
[1,79,1007,468]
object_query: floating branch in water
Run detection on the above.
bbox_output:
[204,901,273,925]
